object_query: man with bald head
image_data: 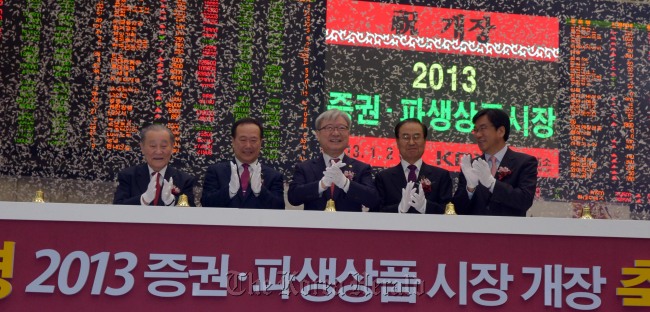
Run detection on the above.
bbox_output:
[288,108,379,212]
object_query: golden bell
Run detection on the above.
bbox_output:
[324,199,336,212]
[444,202,457,215]
[579,204,593,219]
[176,194,190,207]
[33,190,45,203]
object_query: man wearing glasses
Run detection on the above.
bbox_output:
[453,108,538,216]
[375,118,452,214]
[288,108,379,212]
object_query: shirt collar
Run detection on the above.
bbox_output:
[400,158,423,172]
[147,165,167,178]
[323,153,345,167]
[486,145,508,163]
[235,158,259,170]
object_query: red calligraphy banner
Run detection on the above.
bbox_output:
[326,0,559,61]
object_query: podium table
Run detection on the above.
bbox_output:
[1,201,649,311]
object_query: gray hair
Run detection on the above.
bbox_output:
[140,124,174,143]
[315,108,351,130]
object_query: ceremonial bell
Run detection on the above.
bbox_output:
[176,194,190,207]
[579,204,593,219]
[33,190,45,203]
[324,199,336,212]
[444,202,457,215]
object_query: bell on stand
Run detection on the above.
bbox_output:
[579,204,593,219]
[324,182,336,212]
[444,202,457,215]
[176,194,190,207]
[324,199,336,212]
[33,190,45,203]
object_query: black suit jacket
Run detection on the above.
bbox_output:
[375,162,452,214]
[200,161,285,209]
[113,163,197,206]
[287,155,379,212]
[453,147,538,217]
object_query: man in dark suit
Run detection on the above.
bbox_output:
[453,108,538,217]
[288,108,379,212]
[375,118,452,214]
[201,118,284,209]
[113,124,196,206]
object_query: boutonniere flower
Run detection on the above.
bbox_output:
[496,167,512,180]
[419,177,432,193]
[171,185,181,196]
[343,170,355,180]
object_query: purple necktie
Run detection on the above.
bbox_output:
[490,156,498,176]
[407,165,417,183]
[241,163,250,192]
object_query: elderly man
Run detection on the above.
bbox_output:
[201,118,285,209]
[453,108,538,216]
[113,124,196,206]
[375,118,452,214]
[288,108,379,212]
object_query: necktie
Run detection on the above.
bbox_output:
[490,156,498,176]
[407,165,417,183]
[241,163,250,193]
[153,172,162,205]
[332,158,340,165]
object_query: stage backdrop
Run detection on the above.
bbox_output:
[0,201,649,311]
[0,0,648,213]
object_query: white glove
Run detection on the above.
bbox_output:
[409,184,426,214]
[161,177,175,205]
[460,154,479,189]
[474,158,496,190]
[250,162,262,195]
[229,161,239,198]
[325,162,348,189]
[141,174,158,204]
[320,172,334,191]
[398,181,415,213]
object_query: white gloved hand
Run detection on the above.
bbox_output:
[410,184,426,214]
[229,161,240,198]
[325,162,348,189]
[474,158,496,190]
[320,172,334,191]
[460,154,479,189]
[161,177,175,205]
[141,173,159,204]
[398,181,415,213]
[250,162,262,195]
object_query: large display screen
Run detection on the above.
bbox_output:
[0,0,648,213]
[324,0,649,213]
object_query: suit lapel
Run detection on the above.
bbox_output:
[418,163,433,182]
[136,164,150,194]
[390,164,407,186]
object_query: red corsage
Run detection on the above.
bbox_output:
[343,170,355,180]
[171,185,181,196]
[419,177,432,193]
[496,167,512,180]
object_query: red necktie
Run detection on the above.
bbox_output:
[241,163,250,193]
[153,172,162,205]
[490,156,498,176]
[407,165,417,183]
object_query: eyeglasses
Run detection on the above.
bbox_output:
[318,125,349,133]
[472,125,494,134]
[399,134,423,142]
